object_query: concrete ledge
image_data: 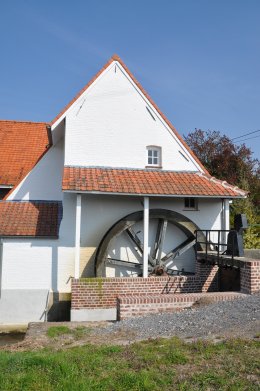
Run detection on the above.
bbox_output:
[71,308,117,321]
[244,249,260,260]
[0,289,49,323]
[0,324,28,333]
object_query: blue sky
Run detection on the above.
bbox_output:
[0,0,259,158]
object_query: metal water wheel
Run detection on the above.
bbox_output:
[95,209,204,277]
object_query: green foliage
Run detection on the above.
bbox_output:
[231,198,260,249]
[0,338,259,390]
[185,129,260,248]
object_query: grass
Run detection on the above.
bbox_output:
[0,337,259,390]
[47,325,91,339]
[47,326,71,338]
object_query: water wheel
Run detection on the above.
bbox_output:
[95,209,204,277]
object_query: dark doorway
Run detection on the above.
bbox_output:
[219,268,240,291]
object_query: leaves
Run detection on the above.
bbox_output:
[185,129,260,248]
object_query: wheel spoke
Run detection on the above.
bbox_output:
[161,236,196,264]
[150,219,163,259]
[105,258,142,269]
[156,219,168,265]
[126,227,156,266]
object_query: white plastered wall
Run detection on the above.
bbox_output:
[7,138,64,201]
[62,61,202,172]
[1,193,77,293]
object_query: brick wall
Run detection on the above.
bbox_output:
[71,263,219,310]
[118,292,244,319]
[240,259,260,294]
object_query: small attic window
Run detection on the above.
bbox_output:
[146,146,161,167]
[184,198,198,210]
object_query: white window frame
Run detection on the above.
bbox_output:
[146,146,162,168]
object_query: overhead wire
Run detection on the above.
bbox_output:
[233,134,260,143]
[231,129,260,141]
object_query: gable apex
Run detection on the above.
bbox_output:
[51,55,209,174]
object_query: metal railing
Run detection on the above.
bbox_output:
[195,229,237,266]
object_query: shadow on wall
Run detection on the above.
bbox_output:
[28,202,74,321]
[161,262,218,295]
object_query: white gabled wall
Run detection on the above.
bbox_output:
[7,138,64,201]
[64,62,201,171]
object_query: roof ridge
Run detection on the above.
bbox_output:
[0,200,62,204]
[196,172,248,196]
[0,119,49,125]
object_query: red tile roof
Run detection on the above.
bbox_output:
[51,54,209,175]
[62,166,247,198]
[0,201,62,237]
[0,120,49,187]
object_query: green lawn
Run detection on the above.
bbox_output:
[0,337,259,391]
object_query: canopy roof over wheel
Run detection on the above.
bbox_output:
[62,166,247,198]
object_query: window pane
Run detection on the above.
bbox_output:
[190,198,195,208]
[147,147,161,166]
[184,199,189,208]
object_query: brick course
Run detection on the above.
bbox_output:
[240,259,260,294]
[71,258,260,320]
[118,292,244,319]
[71,263,219,313]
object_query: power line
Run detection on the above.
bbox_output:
[231,129,260,141]
[233,134,260,143]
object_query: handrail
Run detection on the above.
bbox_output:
[195,229,237,266]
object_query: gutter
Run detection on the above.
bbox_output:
[62,190,247,199]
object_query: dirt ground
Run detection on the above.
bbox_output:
[1,319,259,352]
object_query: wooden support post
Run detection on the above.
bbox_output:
[143,197,149,278]
[74,194,82,279]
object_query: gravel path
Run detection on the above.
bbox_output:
[94,293,260,342]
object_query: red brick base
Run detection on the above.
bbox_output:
[240,259,260,294]
[118,292,244,320]
[71,263,218,313]
[71,258,260,321]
